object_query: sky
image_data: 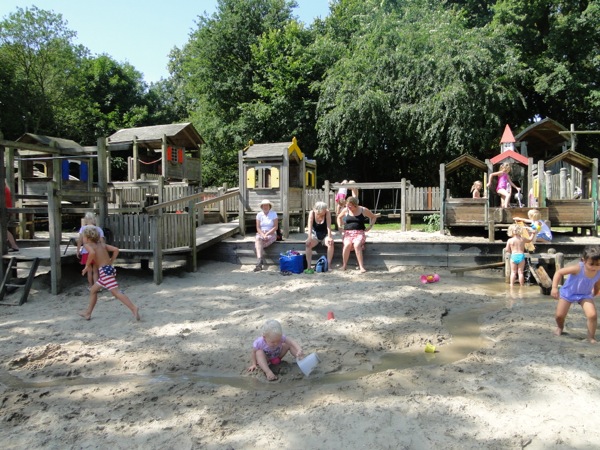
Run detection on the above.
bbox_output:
[0,1,331,83]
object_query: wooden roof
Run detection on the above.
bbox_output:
[243,137,304,161]
[545,149,595,171]
[15,133,87,156]
[445,154,487,175]
[107,123,204,150]
[514,118,569,159]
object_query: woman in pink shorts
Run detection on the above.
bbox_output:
[337,196,377,273]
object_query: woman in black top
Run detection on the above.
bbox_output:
[336,196,377,273]
[305,201,334,269]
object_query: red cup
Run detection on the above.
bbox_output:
[327,311,335,320]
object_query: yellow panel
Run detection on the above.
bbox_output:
[533,178,539,197]
[306,170,315,188]
[246,167,256,188]
[271,167,280,188]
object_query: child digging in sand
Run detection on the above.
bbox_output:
[247,319,304,380]
[551,246,600,343]
[79,227,140,321]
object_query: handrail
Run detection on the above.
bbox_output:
[143,188,240,213]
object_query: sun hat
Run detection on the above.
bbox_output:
[260,199,272,207]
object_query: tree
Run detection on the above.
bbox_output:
[316,0,525,185]
[172,0,299,185]
[0,6,86,138]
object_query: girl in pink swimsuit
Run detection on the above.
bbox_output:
[488,163,520,208]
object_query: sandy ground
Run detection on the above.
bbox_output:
[2,230,600,449]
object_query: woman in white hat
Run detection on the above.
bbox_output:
[254,199,278,271]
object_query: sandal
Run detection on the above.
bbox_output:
[304,268,315,274]
[280,270,293,276]
[8,248,19,253]
[253,264,263,272]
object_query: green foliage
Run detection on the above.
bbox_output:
[423,213,441,233]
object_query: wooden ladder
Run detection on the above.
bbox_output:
[0,257,41,306]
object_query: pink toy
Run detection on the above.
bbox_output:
[420,274,440,284]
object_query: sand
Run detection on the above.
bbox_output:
[2,230,600,449]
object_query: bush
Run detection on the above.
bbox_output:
[423,214,441,233]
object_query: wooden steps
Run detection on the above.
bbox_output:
[0,257,40,306]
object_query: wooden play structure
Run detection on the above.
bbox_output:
[238,137,317,237]
[538,150,598,236]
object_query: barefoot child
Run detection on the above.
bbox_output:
[504,224,535,287]
[76,212,105,289]
[79,227,140,321]
[488,163,521,208]
[247,319,304,381]
[551,246,600,343]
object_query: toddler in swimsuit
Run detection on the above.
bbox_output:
[505,224,534,287]
[247,319,304,381]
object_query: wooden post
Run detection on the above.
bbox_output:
[527,157,534,207]
[537,160,546,207]
[47,181,62,294]
[238,150,246,236]
[0,142,6,277]
[592,158,598,236]
[219,183,227,223]
[400,178,407,232]
[439,165,445,235]
[151,214,163,284]
[503,248,510,283]
[282,148,290,238]
[161,135,167,182]
[132,137,139,181]
[324,180,331,210]
[559,167,568,199]
[301,156,306,233]
[97,137,108,227]
[188,198,197,272]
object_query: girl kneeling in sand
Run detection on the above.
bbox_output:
[247,319,304,380]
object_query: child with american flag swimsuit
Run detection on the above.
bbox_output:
[79,227,140,321]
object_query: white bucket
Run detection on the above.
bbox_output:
[297,352,320,376]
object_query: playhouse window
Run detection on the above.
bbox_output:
[248,166,280,189]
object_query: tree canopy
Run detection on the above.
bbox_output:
[1,0,599,187]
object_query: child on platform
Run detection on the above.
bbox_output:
[79,227,140,321]
[488,163,521,208]
[247,319,304,381]
[504,224,535,287]
[471,180,483,198]
[551,246,600,343]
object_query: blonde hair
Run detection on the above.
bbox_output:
[527,209,541,221]
[83,212,97,225]
[471,181,483,192]
[82,226,100,243]
[346,196,359,207]
[500,163,512,173]
[507,224,523,237]
[262,319,283,337]
[314,201,328,213]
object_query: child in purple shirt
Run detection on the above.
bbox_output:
[247,319,304,380]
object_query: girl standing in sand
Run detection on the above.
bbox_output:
[247,319,304,381]
[551,246,600,343]
[77,212,105,289]
[504,224,534,287]
[488,163,520,208]
[79,227,140,321]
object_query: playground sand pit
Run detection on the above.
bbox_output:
[2,230,600,449]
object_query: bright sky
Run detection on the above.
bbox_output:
[0,1,331,83]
